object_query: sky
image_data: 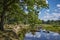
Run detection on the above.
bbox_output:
[39,0,60,21]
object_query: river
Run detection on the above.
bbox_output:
[24,29,60,40]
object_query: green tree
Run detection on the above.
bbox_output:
[0,0,48,31]
[27,12,38,27]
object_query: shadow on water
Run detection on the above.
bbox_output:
[24,29,60,40]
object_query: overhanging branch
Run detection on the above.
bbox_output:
[7,0,16,7]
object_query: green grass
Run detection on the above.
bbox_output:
[40,24,60,34]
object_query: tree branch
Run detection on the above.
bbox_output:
[7,0,16,7]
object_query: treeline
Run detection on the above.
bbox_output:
[42,20,60,27]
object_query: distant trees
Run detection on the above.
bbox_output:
[42,20,60,27]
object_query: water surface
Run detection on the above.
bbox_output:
[24,29,60,40]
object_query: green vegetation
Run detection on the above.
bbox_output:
[42,24,60,33]
[0,0,48,40]
[0,0,48,31]
[0,0,60,40]
[40,20,60,33]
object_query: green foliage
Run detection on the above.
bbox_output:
[0,0,48,40]
[18,28,28,40]
[0,0,48,24]
[28,12,38,24]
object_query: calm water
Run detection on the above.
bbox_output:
[24,29,60,40]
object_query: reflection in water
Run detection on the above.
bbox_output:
[24,29,60,40]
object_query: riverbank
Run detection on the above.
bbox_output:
[4,24,60,34]
[40,24,60,34]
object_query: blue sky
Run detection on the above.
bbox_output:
[39,0,60,21]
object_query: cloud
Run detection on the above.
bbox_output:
[53,9,60,13]
[25,32,42,38]
[57,4,60,10]
[25,32,34,37]
[46,0,48,4]
[46,9,50,12]
[40,12,60,21]
[53,33,59,36]
[34,32,41,38]
[52,13,60,17]
[57,4,60,7]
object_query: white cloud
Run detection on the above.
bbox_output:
[53,33,59,36]
[34,32,41,38]
[46,0,48,4]
[40,12,60,21]
[57,4,60,7]
[52,13,60,17]
[57,4,60,10]
[46,9,50,12]
[25,32,42,38]
[25,32,34,37]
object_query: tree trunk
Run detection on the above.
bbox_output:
[0,10,5,31]
[0,0,15,31]
[0,0,7,31]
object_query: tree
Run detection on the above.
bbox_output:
[27,12,38,27]
[0,0,48,31]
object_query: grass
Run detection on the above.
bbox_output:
[40,24,60,34]
[4,24,60,34]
